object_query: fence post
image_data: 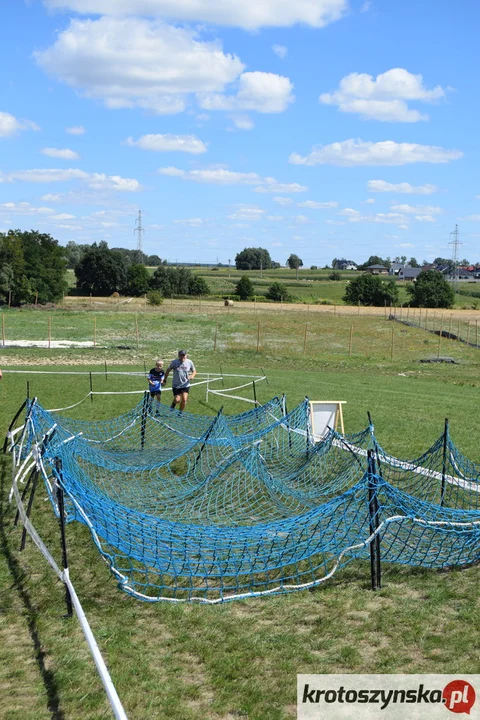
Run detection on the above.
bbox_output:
[476,319,479,347]
[390,326,395,360]
[257,322,260,352]
[104,359,108,381]
[437,316,442,358]
[303,323,308,354]
[1,313,4,347]
[54,458,73,617]
[48,315,51,349]
[89,371,93,401]
[93,317,97,347]
[213,322,218,351]
[349,325,353,357]
[252,380,258,406]
[440,418,449,507]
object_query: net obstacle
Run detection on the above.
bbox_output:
[6,392,480,606]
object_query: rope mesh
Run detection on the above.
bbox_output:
[14,395,480,603]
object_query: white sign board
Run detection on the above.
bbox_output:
[309,401,345,440]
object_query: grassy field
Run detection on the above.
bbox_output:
[65,266,480,309]
[1,305,479,719]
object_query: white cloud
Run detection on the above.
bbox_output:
[398,242,415,247]
[272,44,288,59]
[289,139,463,166]
[298,200,338,209]
[228,205,265,220]
[367,179,438,194]
[199,71,294,114]
[390,204,442,215]
[320,68,445,122]
[398,224,409,230]
[414,214,437,222]
[295,214,309,224]
[362,198,376,204]
[0,111,39,137]
[0,202,55,215]
[347,212,408,224]
[462,215,480,221]
[43,0,348,31]
[159,166,306,192]
[338,207,361,217]
[126,133,207,153]
[52,213,76,220]
[66,125,86,135]
[254,178,307,193]
[273,196,293,206]
[267,215,284,221]
[35,17,244,115]
[230,115,255,131]
[41,147,80,160]
[384,234,400,239]
[173,217,206,226]
[2,167,142,191]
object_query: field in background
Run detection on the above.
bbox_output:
[65,266,480,308]
[1,305,480,719]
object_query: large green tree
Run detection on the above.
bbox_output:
[0,229,68,305]
[75,242,128,295]
[343,274,399,306]
[126,263,150,296]
[235,247,272,271]
[286,254,303,270]
[406,270,455,308]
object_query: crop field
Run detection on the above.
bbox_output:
[1,303,479,719]
[65,266,480,309]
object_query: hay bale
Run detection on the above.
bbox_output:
[224,299,234,307]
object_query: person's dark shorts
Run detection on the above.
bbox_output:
[150,390,161,398]
[172,386,190,395]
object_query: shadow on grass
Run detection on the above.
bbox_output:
[0,457,65,720]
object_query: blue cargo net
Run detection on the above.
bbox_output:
[15,396,480,603]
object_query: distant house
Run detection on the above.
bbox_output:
[365,264,389,275]
[337,261,357,270]
[398,267,423,281]
[388,263,404,276]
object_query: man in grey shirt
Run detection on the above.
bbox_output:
[163,350,197,412]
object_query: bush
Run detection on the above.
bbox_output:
[266,282,291,302]
[235,275,254,300]
[329,271,342,281]
[407,270,455,308]
[343,274,399,306]
[146,290,163,306]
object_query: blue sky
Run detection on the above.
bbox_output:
[1,0,479,266]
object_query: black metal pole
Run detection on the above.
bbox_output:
[104,359,108,381]
[367,450,381,590]
[371,451,382,590]
[261,368,269,386]
[140,391,149,450]
[20,470,39,551]
[252,381,257,406]
[3,399,27,453]
[14,467,35,528]
[440,418,449,507]
[27,381,30,399]
[194,407,224,469]
[89,371,93,402]
[54,458,73,618]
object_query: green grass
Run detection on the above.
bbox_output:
[1,305,480,719]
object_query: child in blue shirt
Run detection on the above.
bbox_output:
[148,360,165,413]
